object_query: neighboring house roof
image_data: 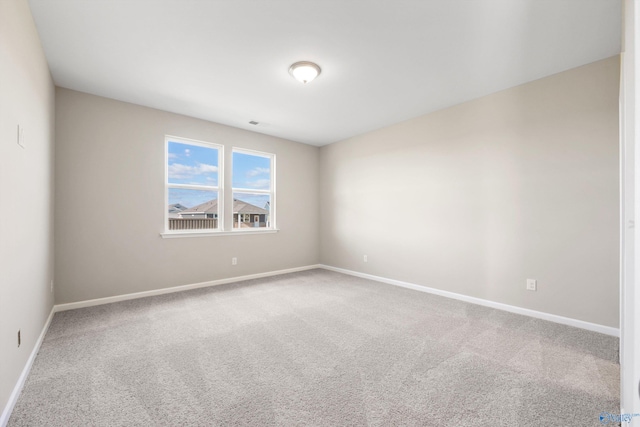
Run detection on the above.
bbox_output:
[180,199,218,215]
[234,199,268,215]
[179,198,267,215]
[168,203,189,214]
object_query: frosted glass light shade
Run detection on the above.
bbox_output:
[289,61,321,84]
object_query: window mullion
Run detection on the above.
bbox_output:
[168,184,218,191]
[231,188,271,195]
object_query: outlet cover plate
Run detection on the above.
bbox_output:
[526,279,537,291]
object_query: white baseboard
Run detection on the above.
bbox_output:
[54,264,322,312]
[319,264,620,337]
[55,263,620,336]
[1,306,55,427]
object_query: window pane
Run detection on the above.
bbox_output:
[232,193,270,229]
[232,151,270,190]
[168,141,218,186]
[168,188,218,230]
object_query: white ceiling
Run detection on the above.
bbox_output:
[28,0,621,146]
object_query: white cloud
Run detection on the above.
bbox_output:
[247,167,269,177]
[184,149,191,157]
[168,153,177,159]
[168,163,218,180]
[199,164,218,173]
[168,163,194,179]
[247,179,270,190]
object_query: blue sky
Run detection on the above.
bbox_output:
[168,141,219,186]
[232,151,270,190]
[168,141,271,209]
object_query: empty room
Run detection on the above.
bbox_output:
[2,0,639,426]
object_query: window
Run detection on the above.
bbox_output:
[164,137,276,236]
[232,148,275,230]
[165,136,222,231]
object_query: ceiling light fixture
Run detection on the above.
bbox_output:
[289,61,321,84]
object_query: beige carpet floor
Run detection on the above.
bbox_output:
[8,269,620,426]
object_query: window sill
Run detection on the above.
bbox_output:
[160,229,279,239]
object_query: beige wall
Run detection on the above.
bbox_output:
[320,56,620,328]
[55,88,319,304]
[0,0,55,417]
[0,15,621,416]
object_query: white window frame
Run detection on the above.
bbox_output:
[231,147,276,232]
[161,138,278,238]
[164,135,224,235]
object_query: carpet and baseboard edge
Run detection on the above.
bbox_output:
[1,263,619,426]
[320,264,619,337]
[0,307,55,427]
[1,265,321,426]
[54,265,323,312]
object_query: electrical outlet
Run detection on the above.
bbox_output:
[232,257,237,266]
[526,279,537,291]
[363,255,368,263]
[50,279,54,293]
[18,330,21,347]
